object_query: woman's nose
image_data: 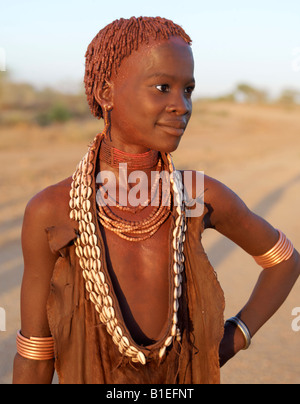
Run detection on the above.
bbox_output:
[165,92,191,116]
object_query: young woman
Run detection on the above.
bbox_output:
[13,16,300,384]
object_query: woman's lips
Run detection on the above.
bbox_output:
[156,121,186,136]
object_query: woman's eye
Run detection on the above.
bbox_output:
[185,86,195,95]
[155,84,170,93]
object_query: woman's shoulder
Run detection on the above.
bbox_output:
[24,177,72,229]
[180,169,250,226]
[180,169,236,206]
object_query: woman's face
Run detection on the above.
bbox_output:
[107,36,195,153]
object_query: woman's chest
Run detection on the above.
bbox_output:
[102,217,172,344]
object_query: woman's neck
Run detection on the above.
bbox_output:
[100,140,159,171]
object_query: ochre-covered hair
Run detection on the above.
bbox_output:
[84,16,192,119]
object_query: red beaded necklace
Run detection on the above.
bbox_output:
[100,141,159,170]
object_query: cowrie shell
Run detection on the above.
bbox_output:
[103,306,114,320]
[82,185,92,200]
[118,344,126,355]
[173,262,181,275]
[127,346,139,356]
[86,162,93,175]
[80,232,89,245]
[175,191,183,205]
[79,220,86,233]
[95,304,102,314]
[79,257,86,269]
[94,271,105,284]
[173,227,179,239]
[83,174,93,187]
[172,312,178,324]
[93,282,102,295]
[173,237,179,250]
[164,336,173,347]
[86,258,94,271]
[88,150,95,163]
[77,209,84,221]
[81,159,88,174]
[112,335,120,345]
[103,295,113,307]
[83,245,91,259]
[84,212,92,223]
[177,284,182,298]
[176,206,182,216]
[177,243,184,254]
[121,336,130,349]
[89,291,98,305]
[106,321,115,336]
[114,326,123,340]
[76,196,83,209]
[89,234,97,247]
[70,209,77,221]
[174,274,181,288]
[87,222,96,236]
[175,215,183,228]
[88,269,96,282]
[99,313,108,324]
[69,198,76,209]
[85,280,93,293]
[70,188,77,199]
[93,259,101,271]
[172,181,179,195]
[75,245,83,258]
[82,199,91,213]
[99,283,109,296]
[137,351,146,365]
[92,246,100,260]
[159,346,166,359]
[95,288,103,303]
[171,324,177,337]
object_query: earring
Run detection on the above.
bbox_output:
[102,105,113,141]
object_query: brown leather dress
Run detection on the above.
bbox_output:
[45,143,225,384]
[46,212,224,384]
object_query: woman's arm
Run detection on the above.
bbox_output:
[13,189,59,384]
[219,252,300,366]
[204,176,300,366]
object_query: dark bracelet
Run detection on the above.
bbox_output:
[225,317,251,350]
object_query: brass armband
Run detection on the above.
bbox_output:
[252,230,294,269]
[16,330,54,360]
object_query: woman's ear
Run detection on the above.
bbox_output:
[94,80,114,112]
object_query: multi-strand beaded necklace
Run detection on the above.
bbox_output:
[69,134,187,365]
[96,140,171,241]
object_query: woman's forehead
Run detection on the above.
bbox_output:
[112,36,194,83]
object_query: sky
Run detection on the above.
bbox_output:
[1,0,300,98]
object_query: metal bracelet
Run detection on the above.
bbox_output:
[226,316,251,350]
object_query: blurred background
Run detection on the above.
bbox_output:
[0,0,300,384]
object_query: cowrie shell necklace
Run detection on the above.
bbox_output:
[69,135,187,365]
